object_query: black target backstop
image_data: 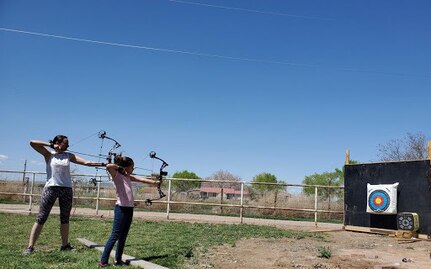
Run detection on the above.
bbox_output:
[344,160,431,236]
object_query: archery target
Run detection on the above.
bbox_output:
[366,183,399,214]
[397,212,419,231]
[369,190,390,212]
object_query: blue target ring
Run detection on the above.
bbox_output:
[368,190,390,212]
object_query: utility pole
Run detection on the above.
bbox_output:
[22,160,28,202]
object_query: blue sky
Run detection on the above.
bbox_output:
[1,0,430,183]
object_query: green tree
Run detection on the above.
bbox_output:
[171,170,201,193]
[303,160,358,200]
[302,169,344,210]
[251,172,284,193]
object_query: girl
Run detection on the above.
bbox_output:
[99,155,159,267]
[24,135,107,255]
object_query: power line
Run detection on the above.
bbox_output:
[168,0,335,21]
[0,27,429,78]
[0,27,317,67]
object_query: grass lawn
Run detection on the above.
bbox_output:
[0,212,322,268]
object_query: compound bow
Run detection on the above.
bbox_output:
[97,130,121,163]
[145,151,168,206]
[67,130,122,186]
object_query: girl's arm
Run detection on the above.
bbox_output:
[69,154,107,167]
[29,140,52,160]
[105,163,119,179]
[130,175,159,185]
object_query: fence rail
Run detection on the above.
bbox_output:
[0,169,344,227]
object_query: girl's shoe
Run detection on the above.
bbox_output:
[114,260,130,266]
[98,261,109,268]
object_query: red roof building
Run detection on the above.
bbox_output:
[199,187,248,199]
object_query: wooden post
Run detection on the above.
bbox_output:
[427,141,431,160]
[343,149,350,228]
[96,180,101,215]
[28,173,35,213]
[22,160,27,203]
[166,179,171,220]
[239,182,244,223]
[22,160,27,182]
[220,188,224,214]
[314,187,318,227]
[345,149,350,165]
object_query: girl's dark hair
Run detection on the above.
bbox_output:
[114,155,134,174]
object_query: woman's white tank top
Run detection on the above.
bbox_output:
[45,152,72,188]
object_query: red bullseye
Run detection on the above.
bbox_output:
[373,196,383,206]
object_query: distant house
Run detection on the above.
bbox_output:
[199,187,248,200]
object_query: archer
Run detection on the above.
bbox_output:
[98,155,159,267]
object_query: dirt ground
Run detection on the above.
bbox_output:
[1,204,430,268]
[182,231,431,269]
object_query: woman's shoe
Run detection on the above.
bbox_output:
[23,246,34,256]
[60,243,75,251]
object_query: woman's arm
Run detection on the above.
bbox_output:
[29,140,52,160]
[130,175,159,185]
[69,154,107,167]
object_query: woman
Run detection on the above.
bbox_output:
[24,135,107,255]
[98,155,159,267]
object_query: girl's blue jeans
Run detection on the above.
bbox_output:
[100,205,134,264]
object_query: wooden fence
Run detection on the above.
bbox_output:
[0,169,344,227]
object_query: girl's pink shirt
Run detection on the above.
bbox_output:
[112,172,134,207]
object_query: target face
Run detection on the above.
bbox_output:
[366,183,399,214]
[398,216,413,230]
[397,213,418,231]
[368,190,390,212]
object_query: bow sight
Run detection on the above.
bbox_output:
[89,177,101,186]
[145,151,168,206]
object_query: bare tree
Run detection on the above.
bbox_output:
[204,170,242,189]
[377,132,429,161]
[204,170,242,214]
